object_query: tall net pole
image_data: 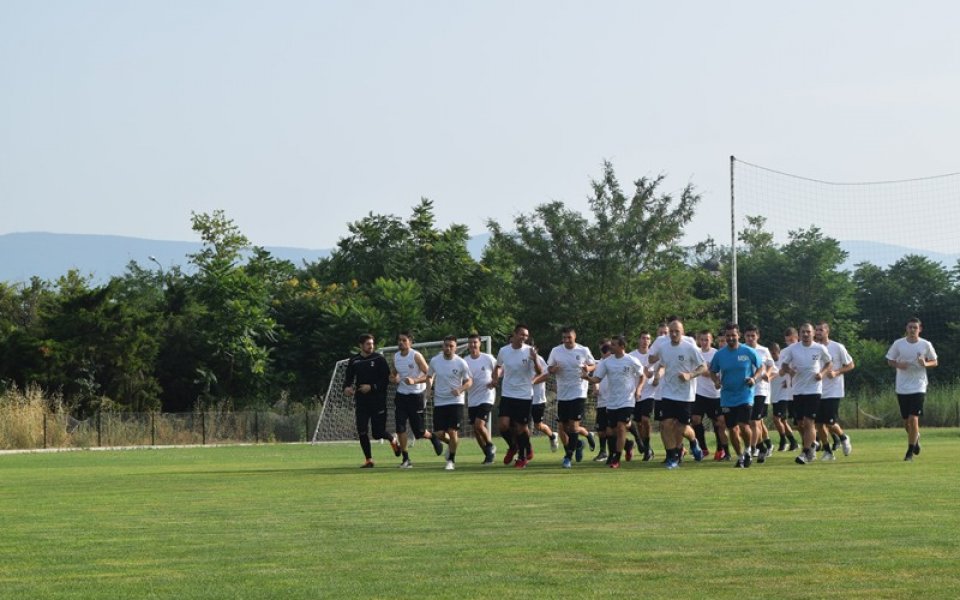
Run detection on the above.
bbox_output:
[729,155,739,323]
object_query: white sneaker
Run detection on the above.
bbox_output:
[821,451,836,461]
[764,446,773,459]
[550,433,559,452]
[444,460,455,471]
[841,436,852,456]
[399,459,413,469]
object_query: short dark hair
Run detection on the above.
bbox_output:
[358,333,375,345]
[744,324,759,334]
[514,323,528,332]
[698,329,713,337]
[784,326,798,337]
[611,335,627,348]
[468,333,481,341]
[561,326,576,335]
[907,317,922,326]
[724,322,739,332]
[443,335,458,344]
[769,341,781,353]
[397,330,414,343]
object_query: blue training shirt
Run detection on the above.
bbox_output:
[709,345,762,407]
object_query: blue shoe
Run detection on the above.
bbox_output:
[562,456,572,469]
[575,440,584,463]
[691,441,703,462]
[665,459,680,470]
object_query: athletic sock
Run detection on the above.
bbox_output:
[565,432,579,458]
[359,435,372,459]
[448,452,456,462]
[787,433,797,444]
[694,423,707,451]
[764,438,772,451]
[599,436,607,453]
[778,433,786,444]
[641,436,650,453]
[402,451,409,461]
[500,430,514,450]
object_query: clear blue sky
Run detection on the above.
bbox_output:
[2,1,958,250]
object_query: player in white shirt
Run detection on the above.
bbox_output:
[692,330,730,461]
[769,337,799,452]
[546,327,597,468]
[528,341,558,457]
[590,341,613,462]
[495,324,543,469]
[744,325,776,462]
[885,317,939,461]
[814,321,856,460]
[779,323,833,465]
[628,332,657,462]
[426,336,473,470]
[582,335,645,469]
[390,332,445,468]
[464,333,499,465]
[649,319,707,469]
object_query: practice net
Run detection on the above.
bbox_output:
[732,158,960,426]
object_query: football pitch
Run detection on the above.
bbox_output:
[1,429,958,599]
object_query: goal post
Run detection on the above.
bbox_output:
[311,336,493,443]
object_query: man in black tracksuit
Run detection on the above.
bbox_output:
[343,333,397,467]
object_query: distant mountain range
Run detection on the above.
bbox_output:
[0,232,955,284]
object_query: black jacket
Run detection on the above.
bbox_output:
[343,352,391,401]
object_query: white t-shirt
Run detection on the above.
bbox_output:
[695,347,720,400]
[651,340,705,403]
[629,349,657,400]
[394,349,427,395]
[428,354,471,407]
[771,356,792,402]
[885,337,938,394]
[496,344,538,400]
[748,344,776,402]
[821,340,854,399]
[465,352,497,407]
[547,343,596,401]
[532,355,548,405]
[593,354,645,410]
[780,342,832,396]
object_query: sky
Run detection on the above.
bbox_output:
[2,1,959,252]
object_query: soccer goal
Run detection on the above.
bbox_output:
[311,336,493,443]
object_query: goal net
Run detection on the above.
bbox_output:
[312,336,495,443]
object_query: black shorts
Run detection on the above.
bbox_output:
[772,400,793,419]
[595,407,608,431]
[656,399,693,425]
[531,403,547,424]
[751,397,768,421]
[634,398,655,419]
[468,403,493,423]
[722,404,752,428]
[897,393,925,419]
[793,394,820,421]
[434,404,463,431]
[816,397,841,425]
[394,392,426,438]
[653,400,665,421]
[355,399,388,438]
[557,398,586,423]
[606,407,633,426]
[499,396,532,425]
[693,394,720,419]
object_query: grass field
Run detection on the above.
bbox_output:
[1,429,959,599]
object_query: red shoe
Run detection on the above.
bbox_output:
[526,447,534,461]
[514,457,528,469]
[713,449,724,461]
[503,447,517,465]
[609,460,621,469]
[389,435,401,457]
[625,441,634,462]
[360,459,375,468]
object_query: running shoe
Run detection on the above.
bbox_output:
[624,440,634,462]
[390,434,401,457]
[575,440,584,463]
[586,432,597,451]
[399,459,413,469]
[550,432,559,452]
[430,435,443,456]
[562,456,572,469]
[444,460,455,471]
[503,446,517,465]
[360,459,375,468]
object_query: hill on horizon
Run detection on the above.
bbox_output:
[0,232,955,284]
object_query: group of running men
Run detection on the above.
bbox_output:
[342,316,937,470]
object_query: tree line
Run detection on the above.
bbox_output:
[1,161,957,415]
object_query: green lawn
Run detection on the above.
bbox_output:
[1,429,958,599]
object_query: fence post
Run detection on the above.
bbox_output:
[305,410,310,442]
[151,412,156,446]
[955,400,959,428]
[255,411,259,444]
[855,399,859,429]
[202,411,206,445]
[97,412,102,447]
[43,412,47,449]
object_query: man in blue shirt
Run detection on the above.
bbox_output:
[710,323,763,468]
